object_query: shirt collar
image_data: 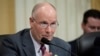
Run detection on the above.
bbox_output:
[29,30,49,52]
[30,31,41,52]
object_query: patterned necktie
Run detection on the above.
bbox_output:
[40,44,46,55]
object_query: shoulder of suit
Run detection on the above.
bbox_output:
[3,28,30,41]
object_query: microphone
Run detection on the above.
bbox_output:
[41,37,78,56]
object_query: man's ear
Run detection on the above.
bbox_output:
[81,23,85,30]
[30,16,34,22]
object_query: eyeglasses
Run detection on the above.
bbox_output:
[32,18,59,29]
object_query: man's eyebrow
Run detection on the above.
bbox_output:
[40,21,48,24]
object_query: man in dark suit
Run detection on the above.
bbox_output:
[69,9,100,56]
[0,2,71,56]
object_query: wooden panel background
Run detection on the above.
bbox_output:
[91,0,100,10]
[0,0,15,34]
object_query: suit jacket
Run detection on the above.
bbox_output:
[69,34,100,56]
[0,29,71,56]
[69,38,79,56]
[93,36,100,56]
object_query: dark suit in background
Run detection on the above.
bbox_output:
[94,36,100,56]
[69,37,94,56]
[69,32,100,56]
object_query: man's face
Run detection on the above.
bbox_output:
[82,17,100,33]
[30,5,57,43]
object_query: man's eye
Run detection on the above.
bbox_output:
[97,27,100,30]
[41,23,47,26]
[90,26,95,29]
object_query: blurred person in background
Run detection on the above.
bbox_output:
[69,9,100,56]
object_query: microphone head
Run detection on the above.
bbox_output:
[41,37,51,45]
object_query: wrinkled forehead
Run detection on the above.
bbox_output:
[34,6,57,21]
[34,13,57,24]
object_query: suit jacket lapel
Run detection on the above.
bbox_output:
[21,30,36,56]
[50,45,59,56]
[49,38,59,56]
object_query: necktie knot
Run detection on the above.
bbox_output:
[40,44,46,55]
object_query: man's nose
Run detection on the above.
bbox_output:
[45,26,52,33]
